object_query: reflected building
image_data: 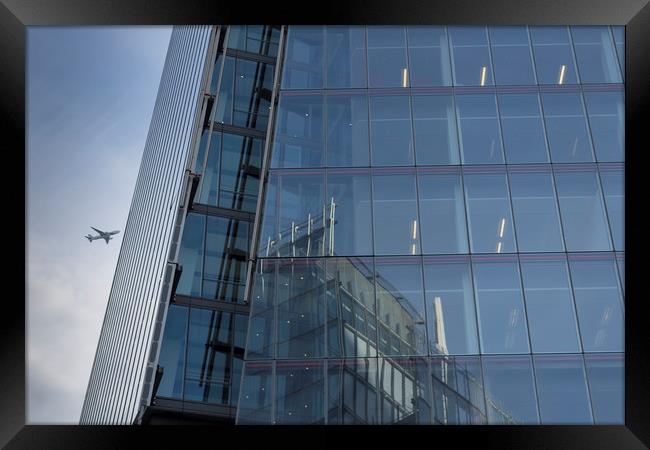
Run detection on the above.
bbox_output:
[81,25,625,425]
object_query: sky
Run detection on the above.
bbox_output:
[26,26,172,424]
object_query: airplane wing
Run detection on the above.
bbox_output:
[91,226,105,235]
[104,235,110,244]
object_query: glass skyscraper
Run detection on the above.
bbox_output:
[81,25,624,425]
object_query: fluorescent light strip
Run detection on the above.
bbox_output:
[411,243,417,255]
[499,218,506,238]
[480,66,487,86]
[402,68,409,87]
[412,220,418,240]
[496,241,502,253]
[558,65,566,85]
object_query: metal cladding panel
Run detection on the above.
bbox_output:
[79,26,212,424]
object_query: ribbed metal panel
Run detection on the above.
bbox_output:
[79,25,212,425]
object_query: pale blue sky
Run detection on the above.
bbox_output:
[27,26,172,424]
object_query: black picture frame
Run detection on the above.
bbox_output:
[5,0,649,448]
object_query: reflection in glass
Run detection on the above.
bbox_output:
[231,58,274,131]
[541,92,594,163]
[326,26,367,88]
[519,255,581,352]
[198,131,222,205]
[463,170,516,254]
[326,93,369,167]
[508,169,564,252]
[282,26,324,89]
[412,94,460,165]
[498,93,549,163]
[570,26,622,84]
[448,26,493,86]
[432,356,486,424]
[176,213,205,297]
[584,353,624,424]
[417,170,468,254]
[473,256,529,354]
[367,26,408,88]
[599,168,624,251]
[488,27,536,85]
[237,361,273,423]
[247,260,276,359]
[328,358,379,424]
[372,171,420,255]
[213,56,235,123]
[533,354,593,424]
[456,94,504,164]
[611,26,624,78]
[219,133,262,212]
[406,26,452,86]
[529,26,579,84]
[379,357,431,424]
[227,25,280,57]
[369,94,414,166]
[275,361,325,424]
[482,355,539,424]
[583,91,624,162]
[569,255,624,352]
[423,257,479,355]
[616,253,624,294]
[156,304,188,399]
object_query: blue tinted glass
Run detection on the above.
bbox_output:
[277,259,326,359]
[448,26,493,86]
[541,92,594,163]
[423,257,479,355]
[569,256,624,352]
[326,258,376,358]
[599,169,624,251]
[570,26,622,84]
[214,56,235,124]
[194,128,209,174]
[554,169,612,251]
[611,27,624,78]
[198,131,221,205]
[529,26,579,84]
[208,53,222,96]
[584,353,624,424]
[583,91,624,162]
[275,361,325,424]
[247,260,276,359]
[326,93,369,167]
[232,58,274,130]
[272,93,324,168]
[482,355,539,424]
[327,169,373,256]
[375,257,427,356]
[372,171,420,255]
[456,94,504,164]
[412,94,460,165]
[519,256,581,352]
[488,27,536,85]
[433,356,487,423]
[325,26,367,88]
[237,361,273,423]
[463,171,516,254]
[508,169,564,252]
[406,26,452,86]
[282,26,324,89]
[379,357,431,424]
[533,355,593,424]
[327,358,379,424]
[417,170,469,254]
[369,94,414,166]
[176,213,205,297]
[219,133,261,212]
[616,253,624,294]
[498,93,549,163]
[367,26,408,88]
[156,304,188,399]
[473,257,530,354]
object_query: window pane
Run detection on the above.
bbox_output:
[456,94,504,164]
[570,26,622,84]
[237,361,273,424]
[533,355,593,424]
[417,169,468,254]
[275,361,325,424]
[213,56,234,123]
[372,170,420,255]
[583,91,624,162]
[412,94,460,165]
[326,258,376,358]
[219,133,262,212]
[176,213,205,297]
[541,92,594,162]
[379,357,431,424]
[616,253,624,294]
[530,26,579,84]
[156,304,188,399]
[272,93,324,168]
[375,257,427,356]
[611,27,624,78]
[277,259,326,359]
[599,168,624,251]
[584,353,624,424]
[508,169,564,252]
[406,26,452,86]
[489,27,536,85]
[498,93,549,163]
[463,170,516,254]
[473,256,530,354]
[569,255,624,352]
[327,359,379,424]
[369,94,414,166]
[367,26,408,88]
[423,256,479,355]
[325,26,367,88]
[448,26,493,86]
[482,355,539,424]
[198,131,221,205]
[327,169,373,256]
[232,58,274,131]
[326,93,369,167]
[282,26,324,89]
[554,168,612,251]
[247,260,276,359]
[519,255,581,352]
